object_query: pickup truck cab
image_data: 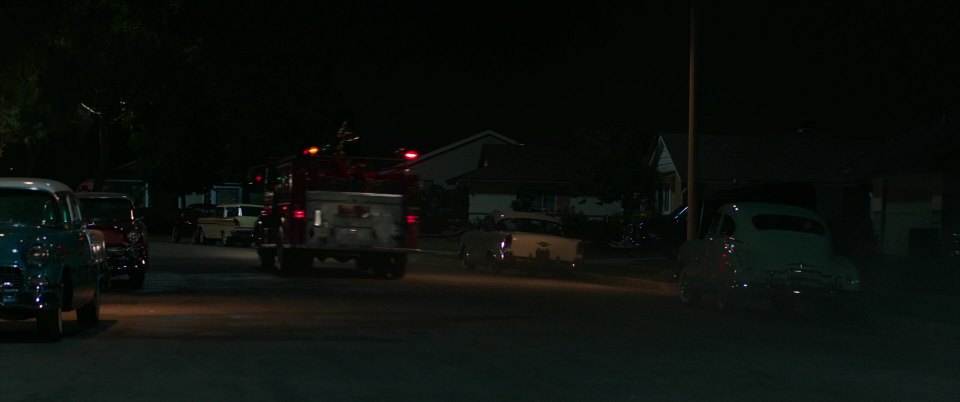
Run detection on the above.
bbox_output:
[0,178,107,341]
[460,211,583,275]
[195,203,263,246]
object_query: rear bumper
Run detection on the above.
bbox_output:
[502,253,582,271]
[260,244,421,258]
[227,227,255,243]
[729,280,860,302]
[106,246,148,276]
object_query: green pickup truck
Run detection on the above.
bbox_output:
[0,178,107,341]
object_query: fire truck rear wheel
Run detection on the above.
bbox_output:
[388,254,407,278]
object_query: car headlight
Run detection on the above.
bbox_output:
[126,231,141,243]
[25,244,50,267]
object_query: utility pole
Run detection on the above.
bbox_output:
[687,0,699,241]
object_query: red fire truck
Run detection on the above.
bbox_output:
[251,142,421,277]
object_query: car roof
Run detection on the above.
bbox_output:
[0,177,72,194]
[75,192,133,201]
[493,211,561,224]
[718,202,823,221]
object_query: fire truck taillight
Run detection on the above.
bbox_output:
[406,215,418,224]
[293,210,306,219]
[403,150,419,160]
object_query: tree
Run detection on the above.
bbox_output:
[568,127,659,219]
[0,1,189,186]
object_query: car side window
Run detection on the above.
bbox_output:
[216,207,226,218]
[225,207,239,218]
[719,214,736,237]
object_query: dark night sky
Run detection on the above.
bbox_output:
[201,1,960,150]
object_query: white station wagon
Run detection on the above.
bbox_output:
[677,202,861,311]
[459,211,583,275]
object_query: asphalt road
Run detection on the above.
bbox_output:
[1,240,958,401]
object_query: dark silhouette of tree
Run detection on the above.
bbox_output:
[568,127,659,218]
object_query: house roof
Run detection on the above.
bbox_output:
[407,130,518,167]
[865,118,960,176]
[657,132,883,185]
[456,144,575,183]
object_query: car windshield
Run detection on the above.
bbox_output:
[79,198,135,221]
[752,214,825,235]
[496,218,564,236]
[0,189,63,228]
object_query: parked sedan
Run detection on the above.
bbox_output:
[195,203,263,246]
[172,203,215,243]
[460,211,583,275]
[677,202,860,311]
[0,178,106,341]
[77,192,149,288]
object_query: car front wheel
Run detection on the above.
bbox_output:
[77,280,101,326]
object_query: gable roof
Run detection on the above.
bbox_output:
[406,130,518,167]
[865,118,960,176]
[457,144,574,183]
[656,132,883,185]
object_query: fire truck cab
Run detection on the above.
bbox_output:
[252,146,420,277]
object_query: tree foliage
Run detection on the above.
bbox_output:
[0,2,337,194]
[568,127,659,216]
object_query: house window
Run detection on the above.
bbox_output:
[531,194,557,213]
[658,183,673,214]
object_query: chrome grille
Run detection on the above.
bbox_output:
[0,266,23,288]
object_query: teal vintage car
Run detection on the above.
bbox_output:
[677,202,861,312]
[0,178,107,341]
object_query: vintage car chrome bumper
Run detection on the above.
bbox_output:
[105,246,148,274]
[227,227,256,243]
[727,275,860,302]
[0,266,61,317]
[500,252,581,271]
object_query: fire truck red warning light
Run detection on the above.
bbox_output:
[403,150,419,160]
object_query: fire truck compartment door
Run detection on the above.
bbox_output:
[304,191,404,248]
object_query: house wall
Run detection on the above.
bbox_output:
[467,193,515,222]
[875,175,942,256]
[467,193,621,223]
[653,140,683,214]
[408,136,514,188]
[569,197,623,217]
